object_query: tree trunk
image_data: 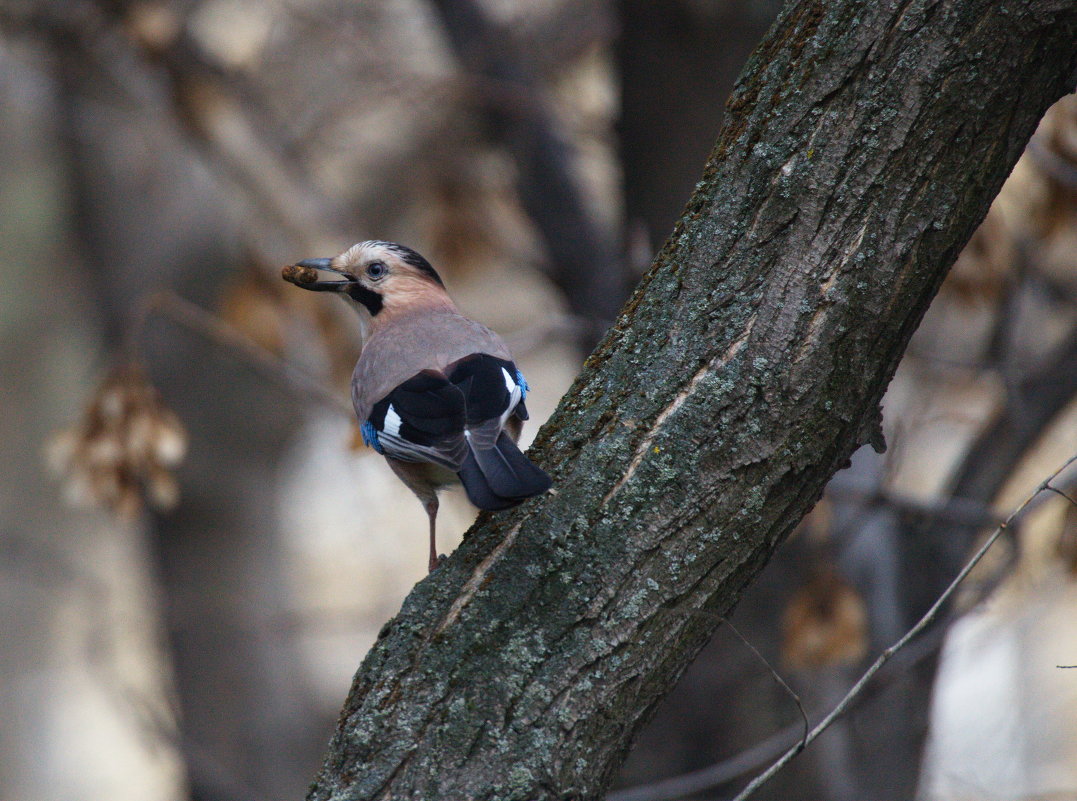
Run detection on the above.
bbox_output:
[308,1,1077,798]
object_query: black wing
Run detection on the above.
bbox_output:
[367,370,468,470]
[366,354,550,508]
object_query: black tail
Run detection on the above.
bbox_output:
[457,433,551,511]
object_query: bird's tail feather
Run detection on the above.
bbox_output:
[458,454,519,511]
[457,433,551,511]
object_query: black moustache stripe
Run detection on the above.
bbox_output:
[347,284,384,315]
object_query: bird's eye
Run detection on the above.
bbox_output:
[366,261,387,279]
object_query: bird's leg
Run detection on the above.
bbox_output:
[425,496,441,573]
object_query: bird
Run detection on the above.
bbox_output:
[283,240,551,572]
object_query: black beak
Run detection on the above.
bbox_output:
[286,258,358,291]
[296,258,334,271]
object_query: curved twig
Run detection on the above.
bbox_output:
[133,290,352,417]
[729,453,1077,801]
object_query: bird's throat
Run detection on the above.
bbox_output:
[346,284,384,315]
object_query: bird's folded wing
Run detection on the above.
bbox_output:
[365,354,533,483]
[446,354,522,449]
[351,309,513,422]
[367,371,469,470]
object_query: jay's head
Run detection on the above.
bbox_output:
[284,240,446,316]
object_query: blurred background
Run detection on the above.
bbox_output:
[1,1,1076,800]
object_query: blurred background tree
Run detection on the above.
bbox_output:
[1,1,1075,800]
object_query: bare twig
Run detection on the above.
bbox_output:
[1045,485,1077,508]
[610,725,800,801]
[728,453,1077,801]
[130,290,352,417]
[718,617,808,750]
[608,622,947,801]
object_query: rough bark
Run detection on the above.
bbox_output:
[308,1,1077,799]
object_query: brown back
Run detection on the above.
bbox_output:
[351,308,513,422]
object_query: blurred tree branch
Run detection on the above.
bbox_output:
[3,0,347,252]
[101,0,347,249]
[429,0,627,348]
[917,317,1077,594]
[951,321,1077,503]
[9,0,631,346]
[306,1,1077,799]
[129,290,352,417]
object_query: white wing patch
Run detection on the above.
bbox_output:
[501,367,517,394]
[384,404,403,437]
[499,367,522,428]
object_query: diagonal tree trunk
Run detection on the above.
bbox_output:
[308,1,1077,798]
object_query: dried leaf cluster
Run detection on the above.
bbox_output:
[47,364,188,518]
[781,569,869,670]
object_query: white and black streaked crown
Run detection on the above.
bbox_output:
[364,241,444,287]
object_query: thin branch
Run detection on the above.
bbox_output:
[721,617,808,750]
[611,726,800,801]
[608,623,947,801]
[1044,484,1077,509]
[130,290,352,417]
[729,453,1077,801]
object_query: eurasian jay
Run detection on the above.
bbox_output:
[283,240,551,572]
